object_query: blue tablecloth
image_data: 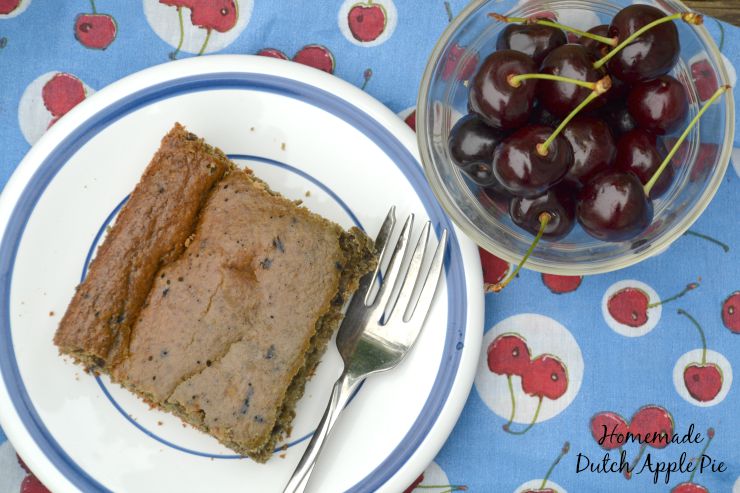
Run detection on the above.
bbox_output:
[1,1,738,492]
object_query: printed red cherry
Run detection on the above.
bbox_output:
[683,364,722,402]
[443,43,479,81]
[510,183,576,240]
[629,405,673,449]
[577,171,653,242]
[468,50,538,130]
[678,309,723,402]
[404,110,416,131]
[562,116,615,187]
[607,282,697,327]
[605,5,681,83]
[590,412,629,450]
[615,129,673,198]
[293,45,335,74]
[495,22,566,65]
[41,73,87,127]
[672,483,708,493]
[607,287,649,327]
[538,44,605,118]
[723,291,740,333]
[492,124,573,197]
[691,57,719,102]
[541,274,582,294]
[487,333,532,376]
[0,0,20,15]
[74,1,117,50]
[256,48,289,59]
[480,248,509,286]
[447,114,506,170]
[669,140,719,183]
[347,1,387,42]
[627,75,688,135]
[521,354,568,400]
[20,474,51,493]
[504,353,568,434]
[187,0,238,32]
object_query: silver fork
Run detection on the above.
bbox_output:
[282,206,448,493]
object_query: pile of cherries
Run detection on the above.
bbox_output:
[447,4,727,287]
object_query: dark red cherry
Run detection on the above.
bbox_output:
[469,50,538,130]
[538,44,605,118]
[510,183,576,240]
[466,161,500,187]
[627,75,688,135]
[562,116,615,187]
[607,5,679,83]
[601,103,636,137]
[496,23,567,65]
[615,129,673,198]
[492,124,573,198]
[448,113,506,169]
[577,170,653,241]
[578,24,610,58]
[529,104,561,127]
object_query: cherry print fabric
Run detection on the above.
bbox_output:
[0,1,739,492]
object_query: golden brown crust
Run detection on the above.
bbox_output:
[54,123,231,368]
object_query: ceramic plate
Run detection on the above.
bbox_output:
[0,55,483,493]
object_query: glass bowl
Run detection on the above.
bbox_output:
[417,0,734,275]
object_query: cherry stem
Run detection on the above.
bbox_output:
[89,0,97,14]
[594,12,703,70]
[361,68,373,90]
[688,429,714,482]
[644,85,729,195]
[504,396,543,435]
[490,13,618,46]
[508,72,597,90]
[492,213,551,292]
[537,76,610,156]
[684,230,730,252]
[172,6,184,60]
[503,374,517,430]
[540,442,570,489]
[444,1,454,23]
[647,282,699,308]
[197,28,212,56]
[678,308,707,364]
[626,443,647,478]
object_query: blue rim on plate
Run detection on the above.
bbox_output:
[0,72,468,493]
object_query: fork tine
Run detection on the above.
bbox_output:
[363,206,396,305]
[405,228,448,322]
[368,214,413,316]
[385,221,431,324]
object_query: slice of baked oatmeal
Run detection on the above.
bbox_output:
[54,123,376,462]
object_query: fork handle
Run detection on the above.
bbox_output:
[282,371,363,493]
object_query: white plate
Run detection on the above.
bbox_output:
[0,56,483,493]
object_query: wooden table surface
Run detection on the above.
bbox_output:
[685,0,740,26]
